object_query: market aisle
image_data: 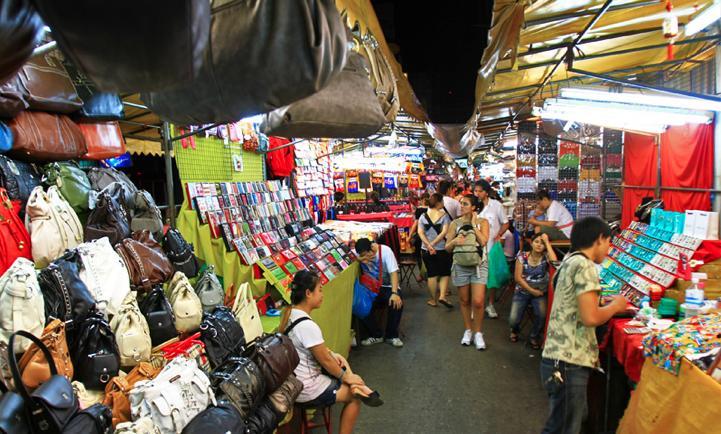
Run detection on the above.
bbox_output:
[346,281,548,434]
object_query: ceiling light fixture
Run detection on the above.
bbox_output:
[560,87,721,112]
[686,0,721,36]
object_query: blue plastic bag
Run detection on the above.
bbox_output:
[0,122,12,152]
[487,242,511,289]
[352,278,377,318]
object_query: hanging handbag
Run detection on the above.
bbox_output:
[115,230,173,292]
[15,50,83,114]
[194,265,224,313]
[245,399,281,434]
[129,357,216,434]
[102,362,161,428]
[141,0,347,125]
[62,403,112,434]
[139,287,177,347]
[130,190,163,240]
[77,237,131,317]
[61,58,124,121]
[248,334,299,393]
[357,33,400,122]
[162,229,199,278]
[37,251,96,329]
[25,185,83,267]
[260,51,386,139]
[166,272,202,334]
[0,0,43,85]
[210,357,265,418]
[0,155,40,215]
[231,283,263,343]
[181,403,246,434]
[0,189,32,275]
[8,111,86,162]
[0,375,30,434]
[110,292,152,367]
[9,330,79,432]
[72,312,120,390]
[199,306,245,368]
[17,319,73,392]
[268,375,303,417]
[0,257,44,353]
[78,122,126,161]
[84,192,130,246]
[87,167,137,196]
[42,161,91,216]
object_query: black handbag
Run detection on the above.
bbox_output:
[88,182,135,218]
[199,306,245,368]
[61,58,123,122]
[62,403,112,434]
[71,313,120,390]
[7,331,79,433]
[245,399,280,434]
[210,357,265,418]
[0,376,30,434]
[162,228,200,278]
[87,168,137,196]
[0,0,43,85]
[139,287,177,347]
[0,154,40,216]
[84,192,131,246]
[37,251,96,328]
[181,402,246,434]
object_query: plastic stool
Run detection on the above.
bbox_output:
[298,404,332,434]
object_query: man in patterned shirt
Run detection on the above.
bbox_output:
[541,217,627,434]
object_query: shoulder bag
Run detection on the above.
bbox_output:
[15,50,83,113]
[166,272,203,334]
[8,111,86,162]
[0,188,32,275]
[88,181,135,218]
[199,306,245,368]
[42,161,91,216]
[17,319,73,392]
[77,237,131,317]
[232,282,263,343]
[115,230,173,292]
[130,190,163,240]
[248,333,299,393]
[72,312,120,390]
[0,0,43,85]
[78,121,126,161]
[84,192,130,246]
[359,242,383,294]
[62,403,112,434]
[110,292,151,368]
[210,356,265,418]
[0,154,41,214]
[37,250,96,326]
[357,33,399,122]
[102,362,161,429]
[181,403,246,434]
[162,229,199,278]
[245,399,281,434]
[0,257,44,353]
[139,287,177,347]
[194,265,224,313]
[0,374,30,434]
[87,167,137,195]
[268,375,303,417]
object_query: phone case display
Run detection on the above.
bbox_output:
[516,122,537,201]
[294,140,333,223]
[558,141,579,218]
[577,145,601,219]
[603,129,623,220]
[537,135,558,200]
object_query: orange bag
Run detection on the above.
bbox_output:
[78,121,126,160]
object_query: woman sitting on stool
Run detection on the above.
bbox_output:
[281,270,382,434]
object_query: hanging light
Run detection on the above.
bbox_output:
[544,98,713,125]
[560,87,721,112]
[686,0,721,36]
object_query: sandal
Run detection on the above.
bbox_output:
[351,385,384,407]
[438,299,454,309]
[426,300,438,307]
[509,333,519,343]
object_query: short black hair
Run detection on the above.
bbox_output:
[333,192,345,202]
[438,180,453,195]
[570,216,611,251]
[537,190,551,200]
[355,238,373,254]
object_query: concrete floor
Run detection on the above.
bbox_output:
[345,279,549,434]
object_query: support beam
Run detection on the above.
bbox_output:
[161,122,176,228]
[123,133,162,142]
[524,1,659,28]
[118,120,161,129]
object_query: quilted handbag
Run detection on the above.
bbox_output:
[87,167,138,195]
[110,292,152,367]
[181,403,246,434]
[245,399,281,434]
[78,121,126,160]
[166,272,202,334]
[131,190,163,240]
[0,188,32,275]
[139,287,177,347]
[0,121,11,152]
[115,230,173,292]
[248,334,299,393]
[199,306,245,368]
[129,357,216,434]
[103,362,161,428]
[268,375,304,417]
[232,282,263,343]
[62,403,113,434]
[72,312,120,390]
[141,0,347,125]
[85,191,131,246]
[0,0,43,85]
[210,357,265,418]
[0,257,44,353]
[194,265,224,313]
[42,161,92,216]
[33,0,211,93]
[0,154,40,214]
[15,50,83,113]
[162,229,199,278]
[8,111,87,162]
[77,237,131,317]
[260,51,386,139]
[17,319,73,391]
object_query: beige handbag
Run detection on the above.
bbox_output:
[232,282,263,342]
[166,272,202,334]
[358,33,399,122]
[0,257,45,353]
[110,292,152,367]
[25,185,83,267]
[77,237,131,317]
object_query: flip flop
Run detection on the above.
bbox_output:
[353,390,384,407]
[438,299,454,309]
[426,300,438,307]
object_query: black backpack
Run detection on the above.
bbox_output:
[163,228,200,278]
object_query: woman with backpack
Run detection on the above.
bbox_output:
[446,194,489,350]
[418,193,453,308]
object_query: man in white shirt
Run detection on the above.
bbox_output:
[438,180,461,219]
[474,180,509,319]
[529,190,574,240]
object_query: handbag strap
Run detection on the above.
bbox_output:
[232,283,252,312]
[8,330,58,403]
[283,316,311,336]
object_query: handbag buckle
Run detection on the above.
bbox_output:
[100,373,110,384]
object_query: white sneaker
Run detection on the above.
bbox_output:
[461,329,472,346]
[361,337,384,347]
[474,332,486,350]
[486,305,499,319]
[388,338,404,348]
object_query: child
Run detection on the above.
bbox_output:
[508,233,556,349]
[540,217,627,433]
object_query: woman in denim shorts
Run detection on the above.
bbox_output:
[446,194,490,350]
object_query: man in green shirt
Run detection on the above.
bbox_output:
[541,217,627,434]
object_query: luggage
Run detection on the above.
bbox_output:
[8,111,86,162]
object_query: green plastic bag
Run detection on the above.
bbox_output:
[487,243,511,289]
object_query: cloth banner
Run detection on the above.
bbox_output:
[622,133,657,228]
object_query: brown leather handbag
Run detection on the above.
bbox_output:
[102,362,161,428]
[78,121,127,161]
[8,111,87,161]
[115,230,173,292]
[249,334,300,393]
[17,319,73,391]
[16,51,83,113]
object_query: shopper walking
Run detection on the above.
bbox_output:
[355,238,404,348]
[410,193,430,281]
[530,190,574,241]
[281,270,383,434]
[418,193,453,308]
[438,180,461,219]
[541,217,627,433]
[473,180,509,319]
[445,194,489,350]
[509,233,557,349]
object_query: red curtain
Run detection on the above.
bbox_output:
[622,133,657,228]
[660,123,714,213]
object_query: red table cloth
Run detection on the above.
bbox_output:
[599,318,646,383]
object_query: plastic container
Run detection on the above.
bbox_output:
[685,277,705,307]
[657,297,678,317]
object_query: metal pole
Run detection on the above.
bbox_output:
[713,46,721,214]
[161,122,176,228]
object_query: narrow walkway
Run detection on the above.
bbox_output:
[347,280,548,434]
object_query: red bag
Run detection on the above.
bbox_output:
[0,188,32,275]
[78,121,126,160]
[266,137,295,179]
[359,244,383,294]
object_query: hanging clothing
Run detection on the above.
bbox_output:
[266,136,295,179]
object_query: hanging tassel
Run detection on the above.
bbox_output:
[667,42,675,60]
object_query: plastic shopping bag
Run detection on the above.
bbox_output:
[352,278,377,318]
[487,242,511,289]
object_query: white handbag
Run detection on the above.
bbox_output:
[115,417,161,434]
[77,237,131,317]
[166,272,202,334]
[110,292,152,367]
[129,357,216,434]
[0,257,45,353]
[232,282,263,342]
[25,185,83,267]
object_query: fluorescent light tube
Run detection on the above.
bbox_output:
[560,87,721,112]
[686,0,721,36]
